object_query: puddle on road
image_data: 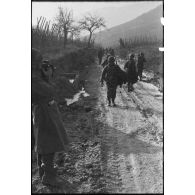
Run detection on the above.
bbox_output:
[65,87,90,106]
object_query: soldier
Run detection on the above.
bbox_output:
[42,60,56,78]
[32,48,70,187]
[137,52,146,81]
[110,48,115,57]
[124,53,138,92]
[97,48,104,65]
[100,56,122,106]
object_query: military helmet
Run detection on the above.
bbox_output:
[41,59,56,71]
[129,53,135,59]
[108,56,115,63]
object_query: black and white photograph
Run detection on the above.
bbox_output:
[32,1,163,193]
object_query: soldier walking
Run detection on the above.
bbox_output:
[137,52,146,81]
[124,53,138,92]
[100,56,122,106]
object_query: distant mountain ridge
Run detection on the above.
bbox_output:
[94,5,163,47]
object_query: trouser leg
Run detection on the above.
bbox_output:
[127,81,130,91]
[139,70,143,80]
[128,81,133,92]
[111,88,117,105]
[107,96,111,106]
[107,85,111,106]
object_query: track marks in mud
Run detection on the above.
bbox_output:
[97,65,163,193]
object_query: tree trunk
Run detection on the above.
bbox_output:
[88,31,92,47]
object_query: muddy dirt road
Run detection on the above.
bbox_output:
[85,61,163,193]
[32,59,163,193]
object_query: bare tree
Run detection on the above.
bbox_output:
[55,7,74,48]
[79,13,106,47]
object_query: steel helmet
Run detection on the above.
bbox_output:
[108,56,115,63]
[129,53,135,59]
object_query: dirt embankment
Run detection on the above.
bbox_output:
[32,56,163,193]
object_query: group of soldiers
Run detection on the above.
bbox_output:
[99,50,146,107]
[97,47,115,65]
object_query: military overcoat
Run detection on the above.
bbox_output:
[32,77,69,154]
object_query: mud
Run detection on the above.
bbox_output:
[32,59,163,193]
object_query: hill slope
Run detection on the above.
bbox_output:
[94,5,163,47]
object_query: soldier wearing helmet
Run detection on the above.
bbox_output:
[100,56,123,106]
[124,53,138,92]
[32,48,69,187]
[41,59,56,79]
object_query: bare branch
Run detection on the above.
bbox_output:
[79,13,106,47]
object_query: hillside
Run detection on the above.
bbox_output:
[94,5,163,47]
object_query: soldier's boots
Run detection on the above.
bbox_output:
[112,98,116,107]
[40,153,64,187]
[128,83,134,92]
[112,102,116,107]
[41,166,64,187]
[38,164,58,179]
[37,153,58,179]
[108,98,111,106]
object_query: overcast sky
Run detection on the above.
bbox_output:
[32,1,162,29]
